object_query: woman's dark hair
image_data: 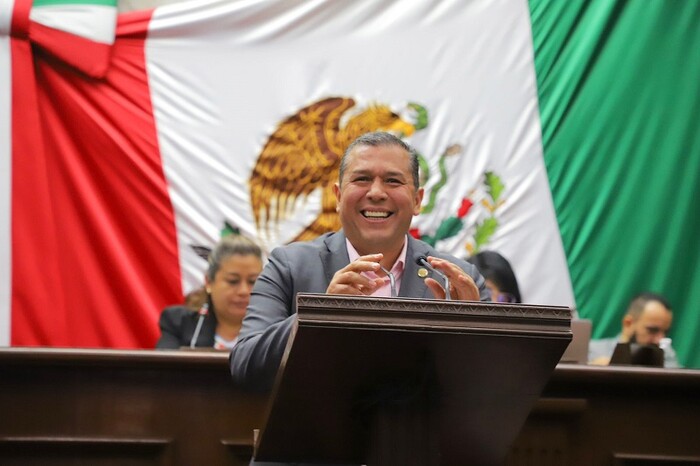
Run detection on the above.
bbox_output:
[206,234,262,281]
[467,250,522,303]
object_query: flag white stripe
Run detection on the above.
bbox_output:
[0,29,13,345]
[146,0,575,306]
[30,4,116,44]
[0,0,14,35]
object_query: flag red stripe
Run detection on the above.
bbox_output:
[10,0,31,39]
[12,8,182,348]
[11,25,67,345]
[30,22,113,78]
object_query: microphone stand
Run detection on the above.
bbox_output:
[379,265,397,298]
[417,256,451,300]
[190,302,209,349]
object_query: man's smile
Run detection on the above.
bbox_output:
[361,210,393,219]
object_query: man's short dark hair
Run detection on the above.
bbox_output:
[626,292,672,319]
[339,131,420,189]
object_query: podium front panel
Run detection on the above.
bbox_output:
[255,294,571,465]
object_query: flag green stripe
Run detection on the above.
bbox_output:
[530,0,700,368]
[33,0,116,7]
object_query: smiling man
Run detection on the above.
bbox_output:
[230,132,490,395]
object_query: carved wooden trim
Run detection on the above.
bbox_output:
[0,347,230,369]
[0,436,171,446]
[296,293,571,336]
[549,364,700,392]
[612,452,700,465]
[0,436,170,457]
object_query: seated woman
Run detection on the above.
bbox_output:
[467,250,522,303]
[156,234,263,350]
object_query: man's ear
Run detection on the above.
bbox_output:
[413,187,424,216]
[621,315,635,340]
[333,183,341,205]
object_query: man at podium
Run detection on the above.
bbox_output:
[230,131,490,394]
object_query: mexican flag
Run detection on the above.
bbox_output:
[2,0,698,368]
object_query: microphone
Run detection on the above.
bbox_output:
[190,302,209,349]
[416,256,451,300]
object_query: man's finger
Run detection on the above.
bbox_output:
[424,277,446,300]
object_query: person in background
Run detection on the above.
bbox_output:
[467,250,522,303]
[588,292,680,367]
[230,131,490,395]
[156,234,263,350]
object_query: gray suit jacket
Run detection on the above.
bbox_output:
[230,231,489,392]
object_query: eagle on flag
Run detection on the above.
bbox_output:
[249,97,427,242]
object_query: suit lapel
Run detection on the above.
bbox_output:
[400,236,432,299]
[320,231,351,286]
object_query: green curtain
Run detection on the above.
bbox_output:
[530,0,700,368]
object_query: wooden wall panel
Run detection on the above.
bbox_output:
[1,349,699,465]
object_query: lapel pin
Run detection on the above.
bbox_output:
[417,268,429,278]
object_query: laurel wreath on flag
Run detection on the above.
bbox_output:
[410,168,506,256]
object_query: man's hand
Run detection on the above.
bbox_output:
[327,253,385,296]
[423,256,480,301]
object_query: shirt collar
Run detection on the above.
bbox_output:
[345,236,408,276]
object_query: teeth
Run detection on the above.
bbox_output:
[363,211,389,218]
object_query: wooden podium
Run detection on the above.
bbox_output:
[253,294,572,465]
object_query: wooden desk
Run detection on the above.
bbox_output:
[0,348,265,466]
[1,349,699,465]
[509,363,700,466]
